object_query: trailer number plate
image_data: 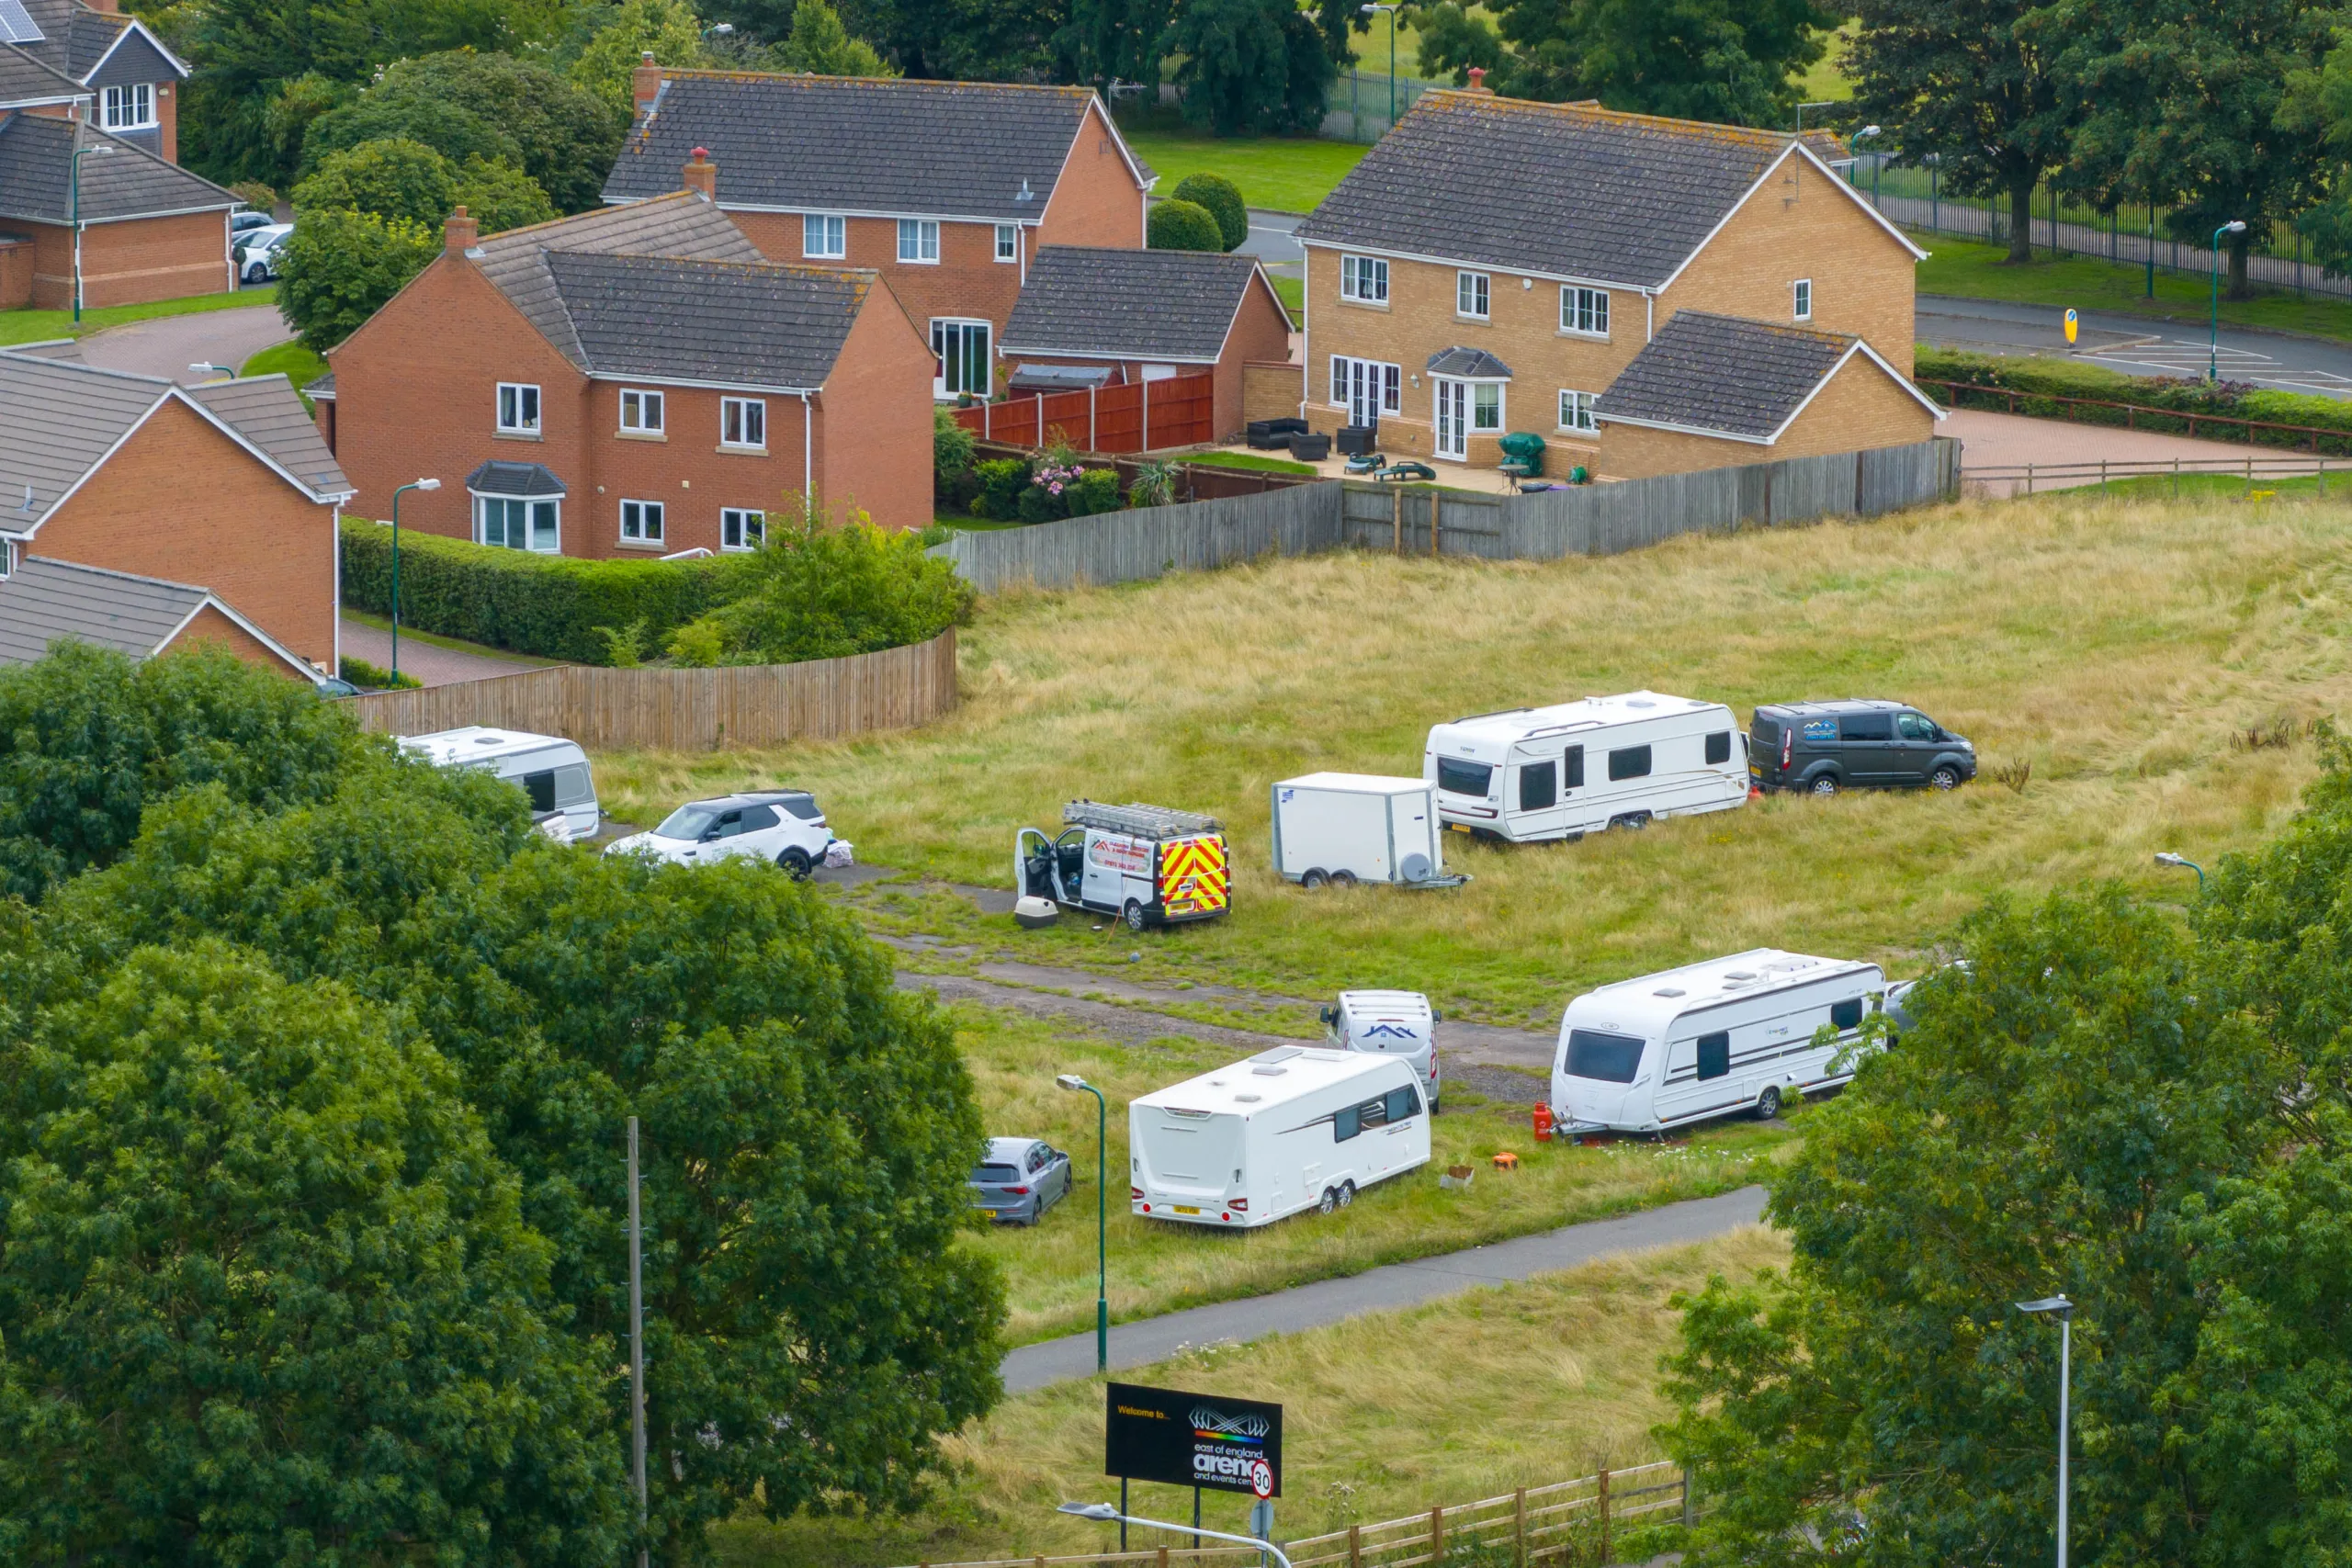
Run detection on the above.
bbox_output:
[1172,1204,1202,1215]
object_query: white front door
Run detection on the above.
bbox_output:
[1434,378,1467,459]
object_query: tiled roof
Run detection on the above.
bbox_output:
[82,17,177,87]
[0,554,208,665]
[602,72,1145,220]
[1596,311,1857,440]
[0,44,82,104]
[1295,91,1843,288]
[1002,245,1269,362]
[1427,346,1512,378]
[474,191,766,368]
[305,371,334,399]
[466,459,567,497]
[0,0,176,90]
[0,111,234,222]
[543,251,872,389]
[185,375,352,499]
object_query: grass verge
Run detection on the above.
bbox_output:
[1271,271,1304,314]
[710,1226,1784,1568]
[1122,116,1369,213]
[1189,450,1317,475]
[0,285,280,345]
[240,339,323,387]
[1916,236,2352,342]
[943,1000,1790,1345]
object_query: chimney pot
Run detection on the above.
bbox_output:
[683,148,717,201]
[1466,66,1488,93]
[444,204,479,258]
[633,52,663,115]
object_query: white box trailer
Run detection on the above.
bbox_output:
[1549,949,1886,1134]
[1131,1046,1430,1228]
[1270,773,1463,888]
[1423,691,1748,843]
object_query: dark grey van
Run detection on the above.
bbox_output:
[1749,700,1975,795]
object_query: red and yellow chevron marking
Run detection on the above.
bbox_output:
[1159,834,1229,916]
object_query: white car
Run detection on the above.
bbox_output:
[605,790,832,874]
[238,224,292,283]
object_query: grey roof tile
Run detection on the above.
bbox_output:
[305,371,334,399]
[0,554,206,665]
[1295,92,1837,288]
[0,42,83,104]
[0,110,233,222]
[185,375,353,499]
[1003,245,1267,362]
[1596,310,1856,440]
[543,250,869,389]
[1427,345,1512,378]
[0,349,164,525]
[602,72,1136,220]
[466,459,568,496]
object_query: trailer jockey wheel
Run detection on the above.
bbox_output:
[1123,899,1148,932]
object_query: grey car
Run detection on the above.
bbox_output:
[968,1136,1072,1225]
[1748,699,1976,795]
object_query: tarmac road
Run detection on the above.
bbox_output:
[1917,293,2352,399]
[74,300,292,384]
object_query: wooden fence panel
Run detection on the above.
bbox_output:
[954,374,1217,455]
[932,485,1343,592]
[342,629,957,751]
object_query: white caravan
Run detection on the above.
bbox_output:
[1131,1046,1430,1228]
[1550,949,1885,1134]
[1423,691,1747,842]
[401,726,601,842]
[1271,773,1459,887]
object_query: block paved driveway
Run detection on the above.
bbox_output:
[339,615,540,686]
[1944,409,2324,497]
[74,302,292,384]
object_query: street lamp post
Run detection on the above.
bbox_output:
[1056,1074,1109,1374]
[387,478,441,684]
[2154,851,2205,890]
[2016,1296,2075,1568]
[70,140,118,325]
[1851,125,1883,209]
[2210,220,2246,382]
[1058,1503,1293,1568]
[1359,5,1397,130]
[187,362,235,382]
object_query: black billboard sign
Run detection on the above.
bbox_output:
[1105,1382,1283,1498]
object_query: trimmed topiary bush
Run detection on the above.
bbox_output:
[1148,197,1224,253]
[1171,172,1248,251]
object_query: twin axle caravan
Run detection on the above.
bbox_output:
[1424,692,1749,842]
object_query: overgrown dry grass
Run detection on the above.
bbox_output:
[600,492,2352,1023]
[948,1003,1791,1343]
[713,1226,1789,1568]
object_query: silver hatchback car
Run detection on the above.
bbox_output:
[968,1136,1072,1225]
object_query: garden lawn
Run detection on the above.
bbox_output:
[941,1001,1792,1345]
[1188,450,1317,474]
[711,1226,1785,1568]
[1122,119,1368,213]
[0,284,278,345]
[596,490,2352,1028]
[241,339,325,387]
[1916,236,2352,343]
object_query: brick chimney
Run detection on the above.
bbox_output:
[444,205,478,258]
[1465,66,1490,94]
[683,146,717,200]
[84,0,116,12]
[633,51,663,116]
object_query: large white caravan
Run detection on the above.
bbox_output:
[1550,949,1885,1134]
[1423,692,1747,842]
[1131,1047,1430,1228]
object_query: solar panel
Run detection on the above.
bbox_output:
[0,0,44,44]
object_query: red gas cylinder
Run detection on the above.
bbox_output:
[1532,1102,1555,1143]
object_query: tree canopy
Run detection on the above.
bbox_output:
[665,511,976,665]
[1160,0,1335,135]
[1171,171,1248,248]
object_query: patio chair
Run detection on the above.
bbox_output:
[1375,460,1437,483]
[1342,450,1385,475]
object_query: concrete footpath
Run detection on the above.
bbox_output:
[1000,1185,1769,1393]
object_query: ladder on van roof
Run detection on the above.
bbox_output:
[1063,800,1223,840]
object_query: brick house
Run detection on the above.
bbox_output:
[602,68,1154,401]
[0,0,234,310]
[1291,83,1933,478]
[1000,246,1293,444]
[0,344,352,678]
[323,185,939,550]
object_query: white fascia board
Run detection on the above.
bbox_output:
[719,201,1035,228]
[1594,411,1773,446]
[999,344,1216,364]
[1760,339,1946,443]
[81,19,191,83]
[1293,235,1651,295]
[1086,95,1156,193]
[585,371,818,396]
[169,387,351,504]
[158,593,319,678]
[1655,141,1928,296]
[82,200,237,223]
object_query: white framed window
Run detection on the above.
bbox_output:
[619,499,664,544]
[932,318,991,398]
[898,218,940,263]
[619,388,664,434]
[1793,278,1813,321]
[1471,382,1503,433]
[995,223,1019,262]
[102,83,154,130]
[1560,286,1610,337]
[802,213,845,258]
[1328,355,1401,423]
[474,495,560,553]
[1340,254,1388,304]
[721,508,764,551]
[1457,270,1489,321]
[720,396,766,449]
[496,382,540,434]
[1557,389,1599,434]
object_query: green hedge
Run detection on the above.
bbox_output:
[1916,346,2352,457]
[340,518,747,665]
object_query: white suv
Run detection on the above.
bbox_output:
[605,790,832,875]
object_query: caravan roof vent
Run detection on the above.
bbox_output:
[1654,987,1686,998]
[1628,698,1657,708]
[1250,1065,1288,1077]
[1234,1092,1262,1103]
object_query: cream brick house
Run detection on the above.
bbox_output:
[1292,83,1936,478]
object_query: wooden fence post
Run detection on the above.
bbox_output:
[1158,1549,1169,1568]
[1430,490,1440,557]
[1430,1504,1444,1562]
[1391,489,1401,554]
[1348,1523,1361,1568]
[1090,385,1098,452]
[1515,1485,1528,1567]
[1142,375,1151,451]
[1682,1465,1695,1529]
[1596,1469,1610,1567]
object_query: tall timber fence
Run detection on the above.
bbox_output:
[929,440,1961,594]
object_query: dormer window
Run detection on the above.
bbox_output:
[102,84,154,130]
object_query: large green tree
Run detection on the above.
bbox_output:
[2284,27,2352,274]
[1474,0,1834,123]
[277,205,443,350]
[1161,0,1335,135]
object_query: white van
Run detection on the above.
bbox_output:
[400,727,600,842]
[1319,989,1442,1110]
[1131,1046,1430,1227]
[1550,949,1885,1134]
[1423,691,1747,842]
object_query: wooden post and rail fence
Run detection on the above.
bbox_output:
[898,1461,1693,1568]
[955,372,1217,454]
[1919,378,2352,455]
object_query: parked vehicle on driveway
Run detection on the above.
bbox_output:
[1550,949,1885,1135]
[1424,691,1747,842]
[401,726,599,842]
[1748,700,1975,795]
[230,209,275,236]
[235,224,292,283]
[605,789,833,874]
[1320,989,1442,1111]
[969,1136,1072,1225]
[1017,800,1229,931]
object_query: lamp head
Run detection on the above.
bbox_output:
[2154,852,2186,868]
[415,478,442,491]
[1858,124,1882,138]
[1058,1502,1121,1521]
[1055,1074,1090,1092]
[708,20,733,32]
[2016,1295,2074,1319]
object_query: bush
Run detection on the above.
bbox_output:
[291,137,457,228]
[338,654,419,690]
[934,404,977,483]
[1171,172,1248,250]
[277,207,438,351]
[339,518,744,664]
[1066,467,1124,516]
[970,456,1033,520]
[1915,346,2352,456]
[663,508,975,665]
[1148,197,1225,252]
[450,155,557,234]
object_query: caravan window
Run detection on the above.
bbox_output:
[1704,731,1732,764]
[1565,1029,1644,1083]
[1830,998,1864,1031]
[1608,745,1652,781]
[551,763,593,807]
[1437,758,1494,796]
[1385,1083,1421,1122]
[1565,744,1585,789]
[1519,760,1557,810]
[521,769,558,813]
[1696,1032,1730,1080]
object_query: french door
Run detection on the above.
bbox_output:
[1433,378,1467,459]
[932,319,991,399]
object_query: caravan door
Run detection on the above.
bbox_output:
[1509,748,1568,839]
